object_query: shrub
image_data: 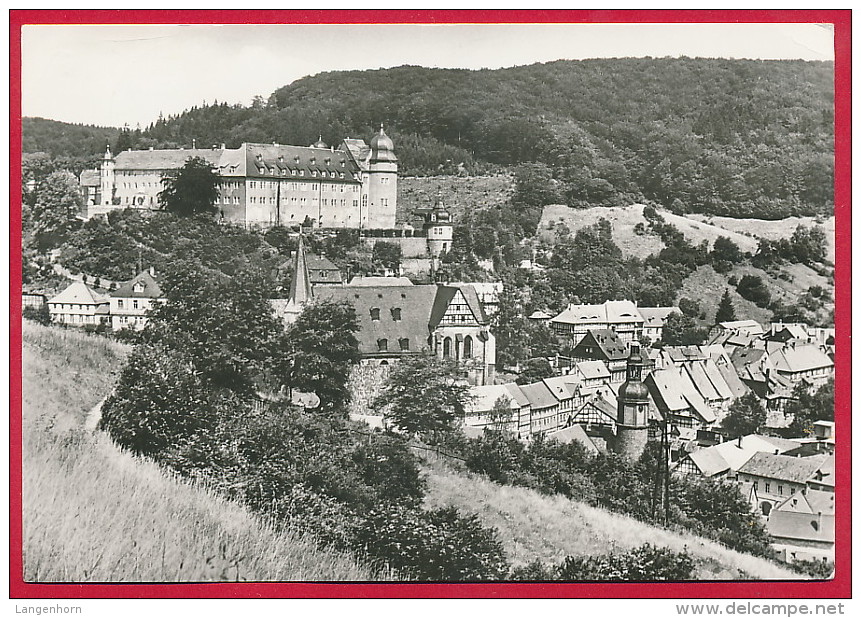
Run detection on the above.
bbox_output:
[736,274,771,307]
[556,544,696,581]
[353,505,510,580]
[350,433,425,505]
[22,303,51,325]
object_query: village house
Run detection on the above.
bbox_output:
[638,306,680,343]
[517,380,560,437]
[47,281,111,326]
[674,434,801,479]
[110,269,163,331]
[277,251,344,286]
[549,299,645,345]
[22,291,47,310]
[462,384,522,434]
[570,328,631,383]
[769,342,834,388]
[737,452,833,517]
[767,489,835,564]
[645,365,716,432]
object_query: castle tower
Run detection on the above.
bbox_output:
[366,125,398,229]
[422,191,454,257]
[611,343,651,460]
[100,145,115,206]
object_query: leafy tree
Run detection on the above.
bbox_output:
[487,396,514,433]
[661,312,708,346]
[371,241,402,273]
[288,299,361,414]
[25,170,83,251]
[737,274,771,307]
[350,433,425,505]
[786,378,834,436]
[512,162,560,208]
[516,357,554,385]
[374,354,472,440]
[711,236,744,264]
[720,392,766,439]
[22,303,52,325]
[789,225,828,265]
[714,288,737,323]
[158,156,220,217]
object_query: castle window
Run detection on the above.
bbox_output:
[377,338,388,352]
[463,335,473,358]
[391,308,401,321]
[399,338,410,351]
[370,308,381,321]
[443,337,452,358]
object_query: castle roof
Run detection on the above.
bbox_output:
[242,142,361,182]
[113,148,224,171]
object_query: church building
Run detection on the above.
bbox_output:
[88,127,398,230]
[272,234,496,385]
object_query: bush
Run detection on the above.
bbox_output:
[22,303,51,325]
[556,544,696,581]
[353,505,510,580]
[350,433,425,505]
[736,274,771,307]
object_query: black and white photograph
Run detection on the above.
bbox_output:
[14,13,846,597]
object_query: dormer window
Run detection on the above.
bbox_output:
[340,160,345,167]
[299,170,304,176]
[370,308,380,321]
[278,156,284,163]
[312,170,317,177]
[292,169,297,176]
[133,282,145,293]
[294,156,300,164]
[310,157,316,165]
[255,154,263,162]
[325,157,331,165]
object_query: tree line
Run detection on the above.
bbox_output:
[24,58,833,219]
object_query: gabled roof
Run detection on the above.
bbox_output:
[114,147,224,171]
[686,434,801,477]
[465,384,520,415]
[314,284,438,356]
[429,285,488,328]
[768,490,835,544]
[111,270,163,299]
[542,375,581,401]
[719,319,765,335]
[738,453,830,484]
[572,360,611,381]
[639,306,680,327]
[550,299,644,326]
[243,142,361,182]
[48,281,110,305]
[646,366,716,423]
[79,169,100,187]
[518,381,559,410]
[349,276,414,287]
[503,383,531,408]
[770,344,834,374]
[574,328,628,362]
[545,424,600,454]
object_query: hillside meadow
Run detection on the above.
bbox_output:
[21,321,378,582]
[421,460,803,581]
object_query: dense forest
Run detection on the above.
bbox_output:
[23,58,833,219]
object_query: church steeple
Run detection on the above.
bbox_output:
[288,233,313,306]
[611,343,651,460]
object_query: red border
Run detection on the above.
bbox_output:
[9,9,851,599]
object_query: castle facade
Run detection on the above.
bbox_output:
[88,128,398,229]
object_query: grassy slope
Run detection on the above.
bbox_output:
[422,462,802,580]
[22,322,376,582]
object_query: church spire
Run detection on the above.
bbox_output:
[288,233,313,305]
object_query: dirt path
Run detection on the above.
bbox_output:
[84,397,106,432]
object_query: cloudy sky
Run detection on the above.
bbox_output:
[21,22,834,129]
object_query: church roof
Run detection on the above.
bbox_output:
[288,235,313,306]
[315,284,438,357]
[348,276,414,287]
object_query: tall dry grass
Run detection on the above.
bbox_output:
[21,321,377,582]
[422,460,805,580]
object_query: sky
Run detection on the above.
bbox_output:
[21,22,835,129]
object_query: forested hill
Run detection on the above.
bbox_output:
[23,117,120,159]
[24,58,834,219]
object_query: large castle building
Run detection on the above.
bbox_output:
[87,127,398,229]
